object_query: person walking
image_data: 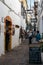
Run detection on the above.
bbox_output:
[36,31,41,42]
[28,30,32,44]
[19,27,23,43]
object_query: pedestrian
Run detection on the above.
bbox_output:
[36,31,41,42]
[19,27,23,43]
[32,29,37,37]
[28,30,32,44]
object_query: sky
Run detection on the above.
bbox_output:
[27,0,34,9]
[27,0,40,9]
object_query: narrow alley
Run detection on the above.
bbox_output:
[0,0,43,64]
[0,39,29,65]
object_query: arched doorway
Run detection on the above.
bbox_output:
[4,16,12,52]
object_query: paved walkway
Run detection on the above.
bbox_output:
[0,39,29,65]
[0,39,43,65]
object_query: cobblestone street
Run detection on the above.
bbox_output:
[0,39,29,65]
[0,33,42,64]
[0,39,43,65]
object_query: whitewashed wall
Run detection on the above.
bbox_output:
[37,0,43,36]
[0,1,9,55]
[21,16,26,30]
[5,0,21,14]
[9,12,21,48]
[0,0,21,56]
[38,0,43,36]
[39,16,42,35]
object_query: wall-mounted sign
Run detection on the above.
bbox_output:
[31,18,37,23]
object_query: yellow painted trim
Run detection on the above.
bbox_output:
[19,0,27,9]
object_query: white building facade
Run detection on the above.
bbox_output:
[37,0,43,37]
[0,0,26,56]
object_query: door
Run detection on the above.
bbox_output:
[4,16,12,52]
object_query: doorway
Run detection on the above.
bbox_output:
[4,16,12,52]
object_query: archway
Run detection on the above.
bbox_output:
[4,16,12,52]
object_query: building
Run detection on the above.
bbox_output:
[0,0,27,56]
[37,0,43,37]
[19,0,28,30]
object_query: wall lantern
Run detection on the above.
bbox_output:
[15,25,19,28]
